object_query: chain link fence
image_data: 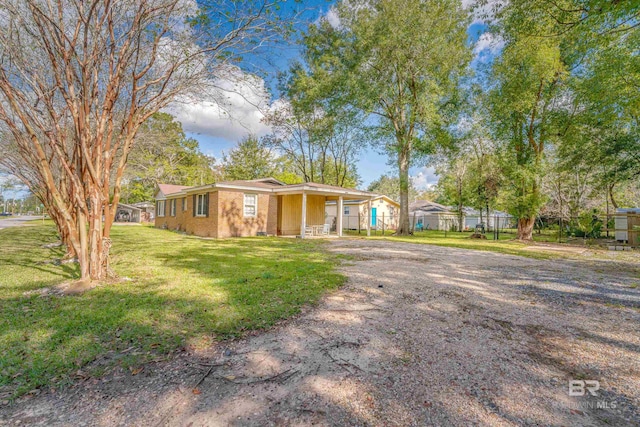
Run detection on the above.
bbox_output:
[325,211,640,246]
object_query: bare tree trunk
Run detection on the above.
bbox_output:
[608,183,618,210]
[397,149,411,235]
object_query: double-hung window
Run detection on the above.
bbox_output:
[343,206,350,215]
[195,194,207,217]
[170,199,176,216]
[243,194,257,217]
[182,197,187,212]
[157,200,165,217]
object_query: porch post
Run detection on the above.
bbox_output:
[301,191,307,238]
[367,198,371,237]
[337,196,343,237]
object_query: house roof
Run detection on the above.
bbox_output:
[461,207,510,217]
[116,203,141,212]
[325,195,400,207]
[157,184,192,196]
[156,178,376,199]
[215,178,286,189]
[131,201,155,209]
[409,200,454,214]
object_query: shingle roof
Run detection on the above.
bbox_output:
[409,200,452,213]
[157,184,192,196]
[216,178,285,189]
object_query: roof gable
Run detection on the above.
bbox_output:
[157,184,192,197]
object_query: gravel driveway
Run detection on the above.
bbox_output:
[2,239,639,426]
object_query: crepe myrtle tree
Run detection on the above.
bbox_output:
[0,0,289,280]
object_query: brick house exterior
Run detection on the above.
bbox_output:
[155,178,378,238]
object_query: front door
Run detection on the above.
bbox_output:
[371,207,377,227]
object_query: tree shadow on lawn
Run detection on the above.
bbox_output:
[0,229,344,400]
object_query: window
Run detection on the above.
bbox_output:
[343,206,350,215]
[157,200,165,217]
[182,197,187,212]
[243,193,257,217]
[389,206,395,216]
[170,199,176,216]
[195,194,207,216]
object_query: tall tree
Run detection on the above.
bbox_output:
[0,0,286,280]
[264,69,362,189]
[122,113,217,203]
[221,135,278,181]
[486,10,569,239]
[300,0,471,234]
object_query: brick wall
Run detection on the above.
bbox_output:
[217,190,276,238]
[155,189,277,238]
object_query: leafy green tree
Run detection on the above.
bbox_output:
[489,0,639,233]
[265,64,363,189]
[296,0,471,234]
[367,174,415,202]
[221,136,278,181]
[486,3,571,239]
[122,113,217,203]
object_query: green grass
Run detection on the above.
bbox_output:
[349,229,594,260]
[0,224,345,398]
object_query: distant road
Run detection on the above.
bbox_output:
[0,215,42,230]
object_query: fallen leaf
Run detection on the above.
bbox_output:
[130,367,143,375]
[192,388,201,395]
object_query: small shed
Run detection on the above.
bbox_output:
[615,208,640,243]
[131,201,156,222]
[115,203,142,223]
[462,208,513,230]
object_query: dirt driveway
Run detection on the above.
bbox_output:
[2,239,639,426]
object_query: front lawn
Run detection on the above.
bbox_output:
[0,224,345,399]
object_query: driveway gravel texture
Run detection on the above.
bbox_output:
[1,239,639,426]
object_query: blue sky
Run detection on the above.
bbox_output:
[178,1,493,190]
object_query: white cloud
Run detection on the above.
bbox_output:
[473,32,504,55]
[166,68,274,141]
[412,166,439,190]
[325,7,341,28]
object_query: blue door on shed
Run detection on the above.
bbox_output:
[371,207,377,226]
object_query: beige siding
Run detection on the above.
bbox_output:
[279,194,326,235]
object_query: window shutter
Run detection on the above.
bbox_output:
[204,193,209,217]
[164,200,167,217]
[193,195,196,217]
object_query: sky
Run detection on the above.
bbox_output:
[171,0,496,191]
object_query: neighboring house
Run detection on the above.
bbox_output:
[154,178,377,238]
[130,201,156,222]
[409,200,459,231]
[325,195,400,230]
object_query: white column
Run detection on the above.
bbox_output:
[301,191,307,238]
[337,196,343,237]
[367,198,371,237]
